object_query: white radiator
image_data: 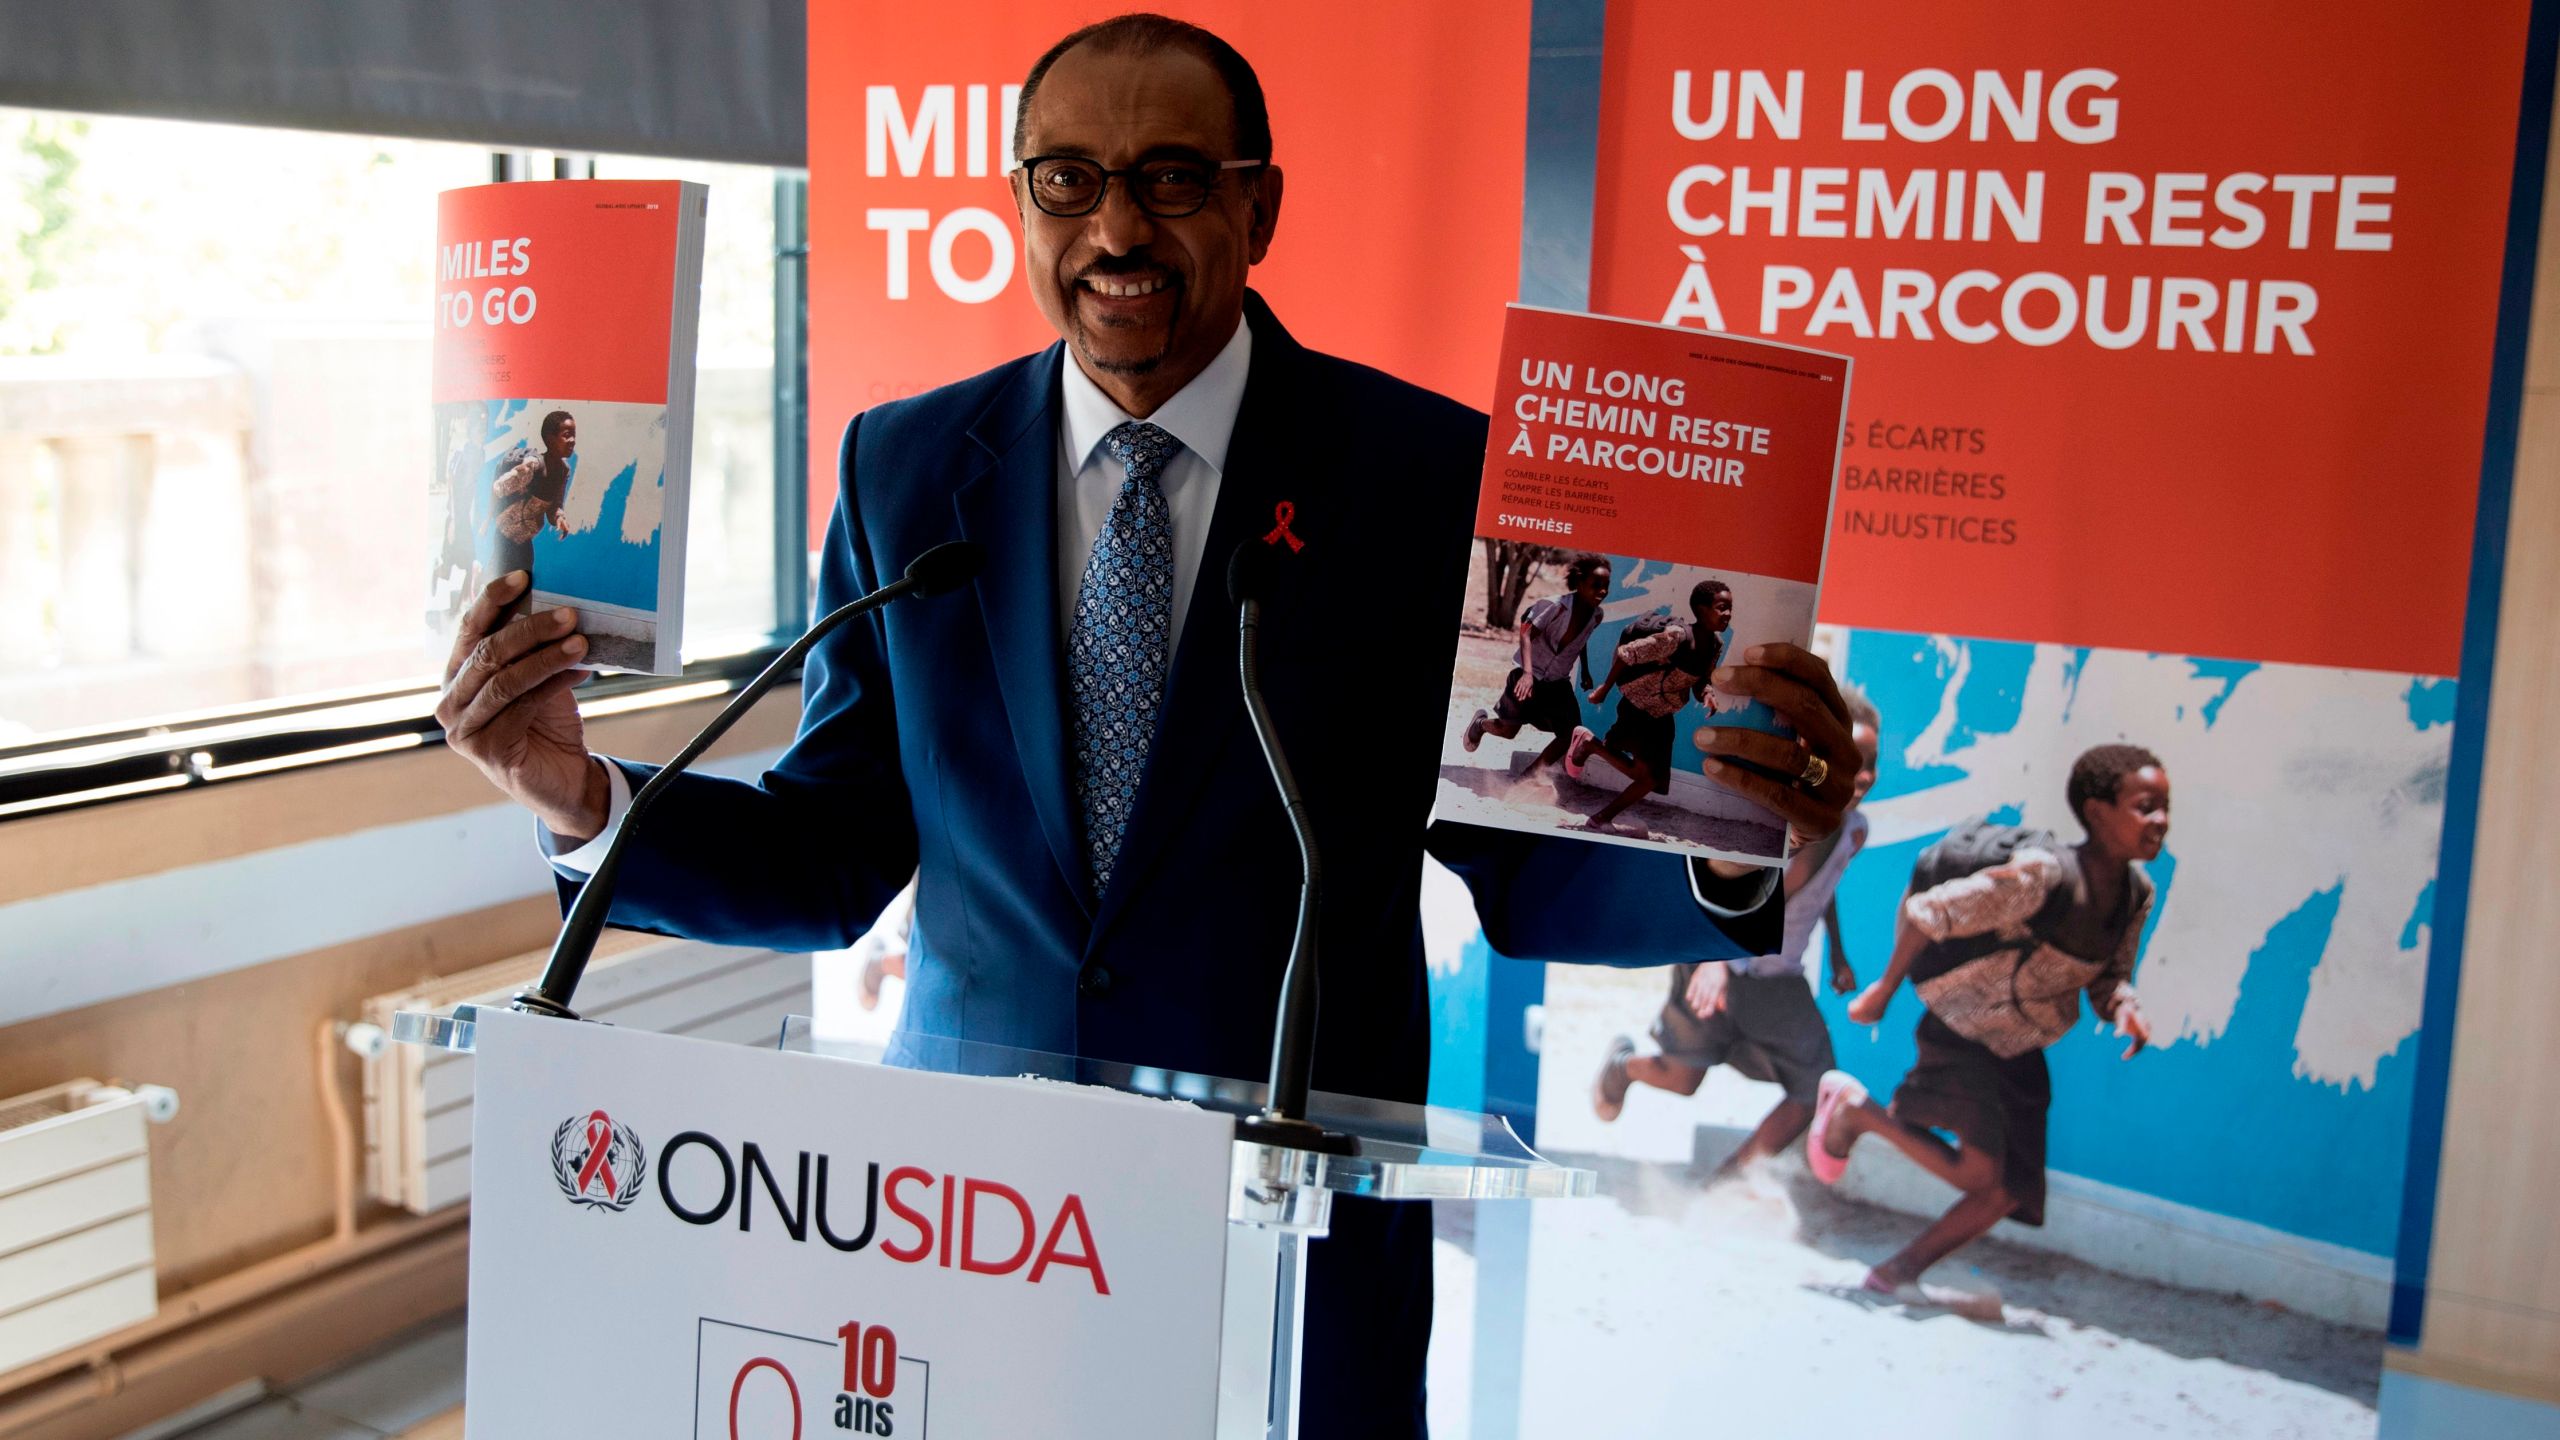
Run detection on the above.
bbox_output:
[359,938,811,1214]
[0,1081,165,1373]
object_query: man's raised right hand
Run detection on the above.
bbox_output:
[437,571,608,843]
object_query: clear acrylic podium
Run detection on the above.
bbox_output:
[395,1003,1593,1439]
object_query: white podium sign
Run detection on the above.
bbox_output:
[461,1009,1237,1439]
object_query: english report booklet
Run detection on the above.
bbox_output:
[426,178,709,674]
[1434,305,1850,866]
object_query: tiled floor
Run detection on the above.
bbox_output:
[138,1315,465,1440]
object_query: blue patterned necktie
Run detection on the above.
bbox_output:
[1067,421,1181,894]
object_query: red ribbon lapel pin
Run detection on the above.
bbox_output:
[1264,500,1305,552]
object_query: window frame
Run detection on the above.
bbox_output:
[0,164,814,824]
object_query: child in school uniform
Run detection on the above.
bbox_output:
[1806,743,2168,1306]
[1591,689,1883,1179]
[1566,578,1732,831]
[1463,554,1612,771]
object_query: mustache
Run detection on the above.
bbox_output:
[1075,255,1181,282]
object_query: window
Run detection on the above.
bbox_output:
[591,153,786,655]
[0,109,805,797]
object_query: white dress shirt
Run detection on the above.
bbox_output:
[1056,314,1249,656]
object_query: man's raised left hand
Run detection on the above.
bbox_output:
[1691,642,1859,846]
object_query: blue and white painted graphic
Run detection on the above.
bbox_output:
[1834,628,2444,1258]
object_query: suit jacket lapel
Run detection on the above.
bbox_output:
[955,345,1093,919]
[1091,299,1306,938]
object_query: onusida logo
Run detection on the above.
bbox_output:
[552,1109,648,1211]
[538,1111,1112,1294]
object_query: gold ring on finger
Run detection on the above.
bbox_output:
[1795,749,1830,792]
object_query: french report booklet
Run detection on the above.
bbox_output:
[1434,305,1850,866]
[426,178,709,675]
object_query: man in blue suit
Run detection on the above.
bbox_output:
[436,15,1861,1436]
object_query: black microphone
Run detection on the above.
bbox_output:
[1227,543,1356,1155]
[512,541,985,1019]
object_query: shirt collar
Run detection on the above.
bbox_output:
[1060,314,1253,477]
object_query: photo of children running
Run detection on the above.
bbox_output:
[1805,743,2169,1313]
[1568,578,1733,833]
[1462,552,1611,770]
[1590,688,1883,1176]
[1438,545,1818,861]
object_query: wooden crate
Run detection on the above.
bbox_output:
[0,1081,159,1372]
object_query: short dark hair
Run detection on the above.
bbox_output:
[540,409,574,442]
[1563,552,1610,590]
[1014,14,1274,165]
[1689,578,1731,612]
[2067,743,2163,825]
[1841,683,1880,734]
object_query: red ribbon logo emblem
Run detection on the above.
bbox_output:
[1263,500,1304,552]
[551,1109,647,1211]
[576,1111,620,1199]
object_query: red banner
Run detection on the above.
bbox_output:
[1590,0,2532,675]
[808,1,1534,536]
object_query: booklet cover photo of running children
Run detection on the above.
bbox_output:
[426,179,709,674]
[1436,305,1850,865]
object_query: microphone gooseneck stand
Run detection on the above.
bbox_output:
[511,541,985,1020]
[1227,544,1358,1157]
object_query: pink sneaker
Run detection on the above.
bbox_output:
[1565,726,1598,780]
[1462,709,1489,753]
[1807,1070,1867,1185]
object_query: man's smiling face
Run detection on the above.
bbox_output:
[1010,41,1282,415]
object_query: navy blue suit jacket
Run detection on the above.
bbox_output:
[582,294,1776,1435]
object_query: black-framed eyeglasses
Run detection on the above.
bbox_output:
[1015,155,1268,218]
